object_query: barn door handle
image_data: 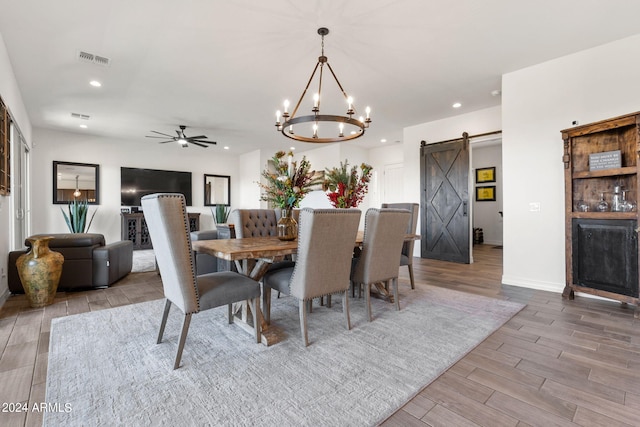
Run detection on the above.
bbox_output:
[463,201,468,216]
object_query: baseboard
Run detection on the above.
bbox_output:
[501,275,564,294]
[502,275,633,305]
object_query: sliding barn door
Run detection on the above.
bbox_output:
[420,137,470,263]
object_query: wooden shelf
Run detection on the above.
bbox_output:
[573,166,636,179]
[570,211,638,220]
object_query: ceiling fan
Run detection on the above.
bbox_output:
[146,125,217,148]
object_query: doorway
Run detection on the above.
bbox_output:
[420,131,502,263]
[471,138,503,247]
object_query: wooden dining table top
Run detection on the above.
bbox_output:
[191,231,419,261]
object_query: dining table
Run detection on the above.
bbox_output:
[192,231,419,345]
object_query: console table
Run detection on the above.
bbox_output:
[121,212,200,250]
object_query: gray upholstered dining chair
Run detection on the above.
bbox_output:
[381,203,419,289]
[261,208,361,346]
[230,209,280,237]
[141,193,261,369]
[351,208,411,322]
[230,208,297,284]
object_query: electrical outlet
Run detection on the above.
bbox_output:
[529,202,541,212]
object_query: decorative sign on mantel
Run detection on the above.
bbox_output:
[589,150,621,171]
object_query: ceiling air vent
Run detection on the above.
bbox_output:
[71,113,90,120]
[77,50,111,67]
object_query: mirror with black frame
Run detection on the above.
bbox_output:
[204,174,230,206]
[53,161,100,204]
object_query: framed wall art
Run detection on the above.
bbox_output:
[475,185,496,202]
[475,166,496,183]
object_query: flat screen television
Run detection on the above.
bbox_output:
[121,167,192,206]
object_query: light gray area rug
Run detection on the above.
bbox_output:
[45,285,524,426]
[132,249,156,273]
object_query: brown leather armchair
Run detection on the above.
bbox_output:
[8,233,133,293]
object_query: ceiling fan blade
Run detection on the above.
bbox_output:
[146,135,175,139]
[157,140,174,144]
[191,139,216,144]
[186,135,207,140]
[190,141,209,148]
[150,130,175,138]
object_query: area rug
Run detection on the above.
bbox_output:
[45,285,524,426]
[131,249,156,272]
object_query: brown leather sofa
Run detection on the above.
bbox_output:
[8,233,133,293]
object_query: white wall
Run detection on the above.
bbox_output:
[31,128,241,242]
[403,106,503,257]
[0,33,32,300]
[502,33,640,293]
[472,144,503,245]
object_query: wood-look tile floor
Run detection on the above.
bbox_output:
[1,245,639,426]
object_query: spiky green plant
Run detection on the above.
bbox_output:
[61,199,97,233]
[212,205,230,224]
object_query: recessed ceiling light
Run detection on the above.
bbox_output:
[223,146,229,150]
[452,102,462,108]
[290,147,295,150]
[380,139,387,143]
[79,124,88,129]
[89,80,102,87]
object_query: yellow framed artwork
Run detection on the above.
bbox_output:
[475,166,496,183]
[475,185,496,202]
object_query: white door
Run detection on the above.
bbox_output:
[383,163,404,203]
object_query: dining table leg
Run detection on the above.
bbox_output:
[229,258,284,346]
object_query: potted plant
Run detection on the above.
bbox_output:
[61,199,97,233]
[212,204,230,224]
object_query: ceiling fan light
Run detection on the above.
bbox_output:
[146,125,216,148]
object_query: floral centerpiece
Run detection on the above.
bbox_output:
[258,151,318,209]
[258,151,320,239]
[323,160,373,208]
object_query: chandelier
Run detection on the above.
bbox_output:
[275,27,371,143]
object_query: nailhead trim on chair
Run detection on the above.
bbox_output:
[150,193,201,314]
